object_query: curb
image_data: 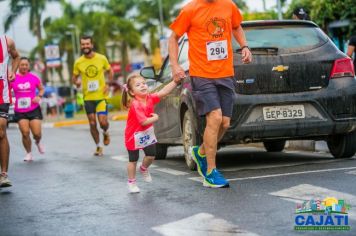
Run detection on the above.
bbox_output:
[47,113,128,128]
[111,114,128,121]
[53,120,89,128]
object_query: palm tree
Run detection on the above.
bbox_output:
[2,0,60,82]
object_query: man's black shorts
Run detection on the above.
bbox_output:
[0,103,10,119]
[127,144,156,162]
[191,76,236,117]
[15,106,43,121]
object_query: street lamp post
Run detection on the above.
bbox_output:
[67,24,79,58]
[65,30,78,113]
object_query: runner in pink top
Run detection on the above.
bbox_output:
[121,73,181,193]
[11,57,45,162]
[13,70,41,113]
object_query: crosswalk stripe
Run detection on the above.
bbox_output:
[152,213,259,236]
[269,184,356,220]
[155,168,189,176]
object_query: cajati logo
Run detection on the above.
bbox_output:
[294,197,351,231]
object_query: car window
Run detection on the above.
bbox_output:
[178,40,189,71]
[161,58,171,81]
[161,40,189,81]
[233,26,328,51]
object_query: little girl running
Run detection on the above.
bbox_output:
[122,73,180,193]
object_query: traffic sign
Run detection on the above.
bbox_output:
[45,45,61,68]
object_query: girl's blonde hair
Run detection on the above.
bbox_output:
[121,73,143,109]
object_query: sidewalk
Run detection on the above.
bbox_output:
[43,111,128,128]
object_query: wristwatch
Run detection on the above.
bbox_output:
[241,45,250,50]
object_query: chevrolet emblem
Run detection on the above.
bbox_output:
[272,65,289,72]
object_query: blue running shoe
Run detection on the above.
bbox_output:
[203,169,229,188]
[191,146,207,177]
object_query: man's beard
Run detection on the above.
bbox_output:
[82,48,92,55]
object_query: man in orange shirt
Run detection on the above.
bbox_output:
[169,0,252,188]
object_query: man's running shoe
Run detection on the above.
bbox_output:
[203,168,229,188]
[0,173,12,188]
[36,142,45,154]
[191,146,207,177]
[24,153,33,162]
[94,147,103,156]
[128,182,140,193]
[140,168,152,183]
[103,132,110,146]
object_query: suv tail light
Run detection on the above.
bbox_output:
[330,57,355,79]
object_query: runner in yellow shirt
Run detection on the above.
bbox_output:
[72,36,113,156]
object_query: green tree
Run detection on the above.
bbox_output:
[233,0,248,11]
[2,0,61,82]
[286,0,355,35]
[135,0,182,52]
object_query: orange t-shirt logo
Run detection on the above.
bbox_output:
[207,17,226,39]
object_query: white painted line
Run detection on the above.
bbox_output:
[226,166,356,181]
[270,184,356,220]
[222,159,340,172]
[189,177,203,182]
[346,170,356,175]
[111,155,158,168]
[155,168,189,176]
[152,213,259,236]
[111,155,128,162]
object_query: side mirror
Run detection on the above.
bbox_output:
[140,66,156,79]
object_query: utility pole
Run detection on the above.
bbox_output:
[158,0,164,37]
[277,0,283,20]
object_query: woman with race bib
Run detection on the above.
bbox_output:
[11,57,45,161]
[122,73,180,193]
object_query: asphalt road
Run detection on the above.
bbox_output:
[1,121,355,236]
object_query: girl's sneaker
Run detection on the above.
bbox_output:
[128,182,140,193]
[140,168,152,182]
[24,153,33,162]
[36,142,45,154]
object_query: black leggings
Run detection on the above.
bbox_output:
[127,144,156,162]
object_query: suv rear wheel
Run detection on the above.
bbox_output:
[155,143,168,160]
[263,140,286,152]
[182,110,200,170]
[327,132,356,158]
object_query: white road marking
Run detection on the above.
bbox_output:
[222,159,340,172]
[346,170,356,175]
[111,155,128,162]
[229,166,356,181]
[152,213,259,236]
[269,184,356,220]
[189,166,356,182]
[111,155,157,167]
[189,177,203,183]
[155,168,189,176]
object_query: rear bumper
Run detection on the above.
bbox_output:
[225,77,356,142]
